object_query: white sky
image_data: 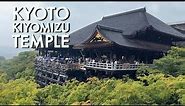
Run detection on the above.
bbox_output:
[0,2,185,58]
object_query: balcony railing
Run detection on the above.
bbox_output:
[84,62,147,71]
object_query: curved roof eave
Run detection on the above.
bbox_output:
[69,7,185,46]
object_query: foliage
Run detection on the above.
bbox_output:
[0,56,5,68]
[0,56,5,61]
[154,47,185,76]
[0,47,185,105]
[32,75,185,105]
[0,78,38,105]
[0,51,36,80]
[0,71,185,105]
[0,69,8,83]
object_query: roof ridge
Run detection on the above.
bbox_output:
[102,7,146,19]
[169,21,185,25]
[97,25,123,33]
[143,12,150,26]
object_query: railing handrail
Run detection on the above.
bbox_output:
[35,58,151,71]
[84,61,148,70]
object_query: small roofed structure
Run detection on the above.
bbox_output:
[170,21,185,34]
[170,22,185,46]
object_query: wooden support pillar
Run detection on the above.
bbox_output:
[110,71,113,76]
[110,51,113,62]
[38,50,41,55]
[94,49,99,58]
[145,52,148,64]
[80,49,85,60]
[105,71,108,75]
[41,50,43,56]
[46,50,48,57]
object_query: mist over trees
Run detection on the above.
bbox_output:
[0,47,185,105]
[0,56,5,61]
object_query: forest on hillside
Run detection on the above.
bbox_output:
[0,47,185,105]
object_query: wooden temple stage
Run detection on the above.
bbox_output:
[34,8,185,86]
[35,57,151,86]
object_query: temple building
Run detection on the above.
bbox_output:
[170,22,185,34]
[35,8,185,86]
[170,22,185,46]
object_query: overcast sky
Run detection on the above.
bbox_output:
[0,2,185,59]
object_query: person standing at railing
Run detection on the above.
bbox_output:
[111,61,114,69]
[114,60,118,69]
[106,59,109,69]
[123,63,130,69]
[78,57,81,64]
[85,58,90,65]
[92,59,95,67]
[92,59,95,63]
[134,61,137,65]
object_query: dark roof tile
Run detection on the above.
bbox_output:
[69,7,185,49]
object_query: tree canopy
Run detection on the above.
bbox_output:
[0,47,185,105]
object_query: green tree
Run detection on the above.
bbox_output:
[0,51,36,80]
[0,56,5,61]
[154,47,185,76]
[0,78,38,105]
[35,84,66,105]
[0,69,8,83]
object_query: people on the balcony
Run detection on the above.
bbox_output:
[134,60,139,65]
[114,60,118,69]
[35,53,143,72]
